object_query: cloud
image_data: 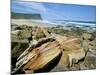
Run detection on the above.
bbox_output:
[42,8,66,21]
[12,1,47,13]
[12,1,66,21]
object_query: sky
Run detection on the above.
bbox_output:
[11,1,96,22]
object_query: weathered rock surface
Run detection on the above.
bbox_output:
[51,65,69,72]
[80,32,96,69]
[11,24,96,74]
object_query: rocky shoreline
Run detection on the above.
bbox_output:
[11,24,96,74]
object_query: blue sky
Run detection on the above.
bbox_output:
[12,1,96,22]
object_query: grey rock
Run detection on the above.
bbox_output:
[11,42,29,58]
[84,56,96,68]
[70,64,80,71]
[51,65,69,72]
[79,62,89,70]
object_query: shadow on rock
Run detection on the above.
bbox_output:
[34,52,62,73]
